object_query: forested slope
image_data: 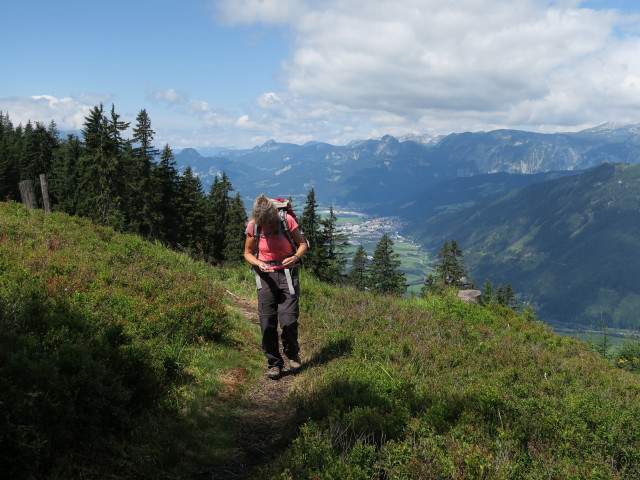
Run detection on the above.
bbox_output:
[414,163,640,329]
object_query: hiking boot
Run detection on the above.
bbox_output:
[267,365,282,380]
[289,355,302,371]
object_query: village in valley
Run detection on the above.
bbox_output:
[325,209,429,294]
[332,211,408,243]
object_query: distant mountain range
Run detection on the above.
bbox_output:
[175,122,640,211]
[175,123,640,329]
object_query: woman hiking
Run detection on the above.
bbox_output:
[244,194,308,380]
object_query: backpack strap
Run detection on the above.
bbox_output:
[284,268,295,295]
[277,210,298,255]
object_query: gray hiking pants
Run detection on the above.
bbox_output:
[254,267,300,367]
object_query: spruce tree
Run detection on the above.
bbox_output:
[0,112,20,201]
[504,283,518,309]
[481,280,494,304]
[154,144,180,245]
[222,192,248,264]
[299,188,326,276]
[319,205,349,282]
[369,234,406,296]
[347,244,369,290]
[205,172,232,263]
[130,108,160,237]
[81,104,107,154]
[440,239,468,287]
[421,275,441,296]
[496,284,506,305]
[19,121,38,182]
[175,167,206,254]
[423,239,469,294]
[49,134,82,214]
[76,104,124,227]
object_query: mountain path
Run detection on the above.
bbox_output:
[200,292,303,480]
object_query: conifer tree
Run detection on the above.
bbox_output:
[49,134,82,214]
[205,173,232,263]
[175,166,206,254]
[496,284,506,305]
[81,104,107,154]
[222,192,248,264]
[422,238,469,294]
[0,112,20,200]
[154,143,180,245]
[481,280,494,304]
[19,121,38,182]
[299,188,326,276]
[130,108,160,237]
[319,205,349,281]
[503,283,518,309]
[76,104,124,227]
[421,275,441,296]
[131,109,157,159]
[440,239,468,286]
[347,244,369,290]
[369,234,406,295]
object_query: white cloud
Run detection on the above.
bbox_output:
[213,0,309,25]
[208,0,640,144]
[146,85,189,105]
[0,94,108,131]
[147,86,239,128]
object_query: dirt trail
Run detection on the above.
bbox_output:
[201,293,302,480]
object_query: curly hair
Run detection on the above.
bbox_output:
[251,194,279,227]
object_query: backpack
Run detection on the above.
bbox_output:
[253,198,309,262]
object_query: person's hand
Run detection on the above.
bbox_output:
[282,256,298,268]
[259,261,274,272]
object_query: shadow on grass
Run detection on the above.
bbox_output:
[305,333,354,367]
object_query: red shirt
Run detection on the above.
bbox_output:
[246,214,299,266]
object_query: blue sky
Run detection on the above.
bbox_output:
[2,0,640,150]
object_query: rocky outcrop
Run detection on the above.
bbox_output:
[457,289,482,304]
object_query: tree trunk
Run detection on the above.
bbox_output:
[18,180,37,210]
[39,174,51,213]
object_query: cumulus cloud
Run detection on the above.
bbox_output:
[213,0,309,25]
[145,85,189,106]
[211,0,640,142]
[0,94,107,131]
[147,85,239,128]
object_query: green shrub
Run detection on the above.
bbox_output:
[614,337,640,372]
[0,202,251,478]
[269,275,640,479]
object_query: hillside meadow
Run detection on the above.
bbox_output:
[3,201,640,478]
[0,201,263,478]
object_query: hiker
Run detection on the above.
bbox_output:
[244,194,308,380]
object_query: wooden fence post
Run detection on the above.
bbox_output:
[39,174,51,213]
[18,180,38,210]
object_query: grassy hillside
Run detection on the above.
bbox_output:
[4,201,640,478]
[0,202,262,478]
[412,163,640,330]
[254,276,640,479]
